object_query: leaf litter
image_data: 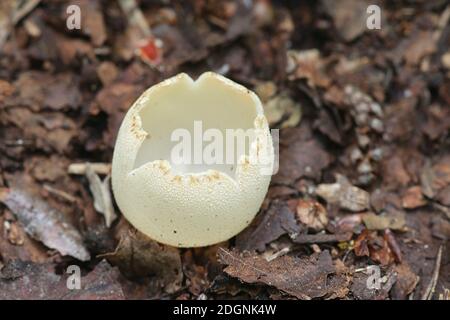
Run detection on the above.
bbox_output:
[0,0,449,300]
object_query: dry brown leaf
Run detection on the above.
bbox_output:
[235,200,301,252]
[273,125,332,185]
[296,199,328,230]
[391,263,419,299]
[219,248,350,300]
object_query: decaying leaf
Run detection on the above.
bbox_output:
[273,125,333,185]
[101,227,182,294]
[0,188,90,261]
[235,200,301,252]
[85,163,117,228]
[391,263,419,299]
[353,229,399,265]
[350,268,397,300]
[315,174,370,212]
[295,199,328,230]
[0,259,124,299]
[219,248,350,300]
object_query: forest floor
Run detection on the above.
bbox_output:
[0,0,449,300]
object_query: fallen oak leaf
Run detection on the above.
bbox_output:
[218,248,349,300]
[0,187,90,261]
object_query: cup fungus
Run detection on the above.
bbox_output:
[112,72,274,247]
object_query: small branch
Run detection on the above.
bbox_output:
[421,245,444,300]
[68,163,111,175]
[12,0,41,24]
[43,184,76,203]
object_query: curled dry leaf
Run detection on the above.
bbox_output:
[353,229,398,265]
[296,199,328,230]
[315,174,369,212]
[85,164,117,228]
[0,188,90,261]
[219,248,350,300]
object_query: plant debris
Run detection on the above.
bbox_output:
[0,0,448,300]
[0,187,90,261]
[316,175,370,212]
[85,164,117,228]
[101,226,182,294]
[0,259,124,299]
[219,248,350,300]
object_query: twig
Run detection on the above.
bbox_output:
[433,5,450,42]
[439,288,449,300]
[292,232,353,244]
[421,245,444,300]
[68,162,111,175]
[12,0,41,24]
[43,184,76,203]
[0,0,41,49]
[265,247,290,262]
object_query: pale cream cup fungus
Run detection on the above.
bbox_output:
[111,72,274,247]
